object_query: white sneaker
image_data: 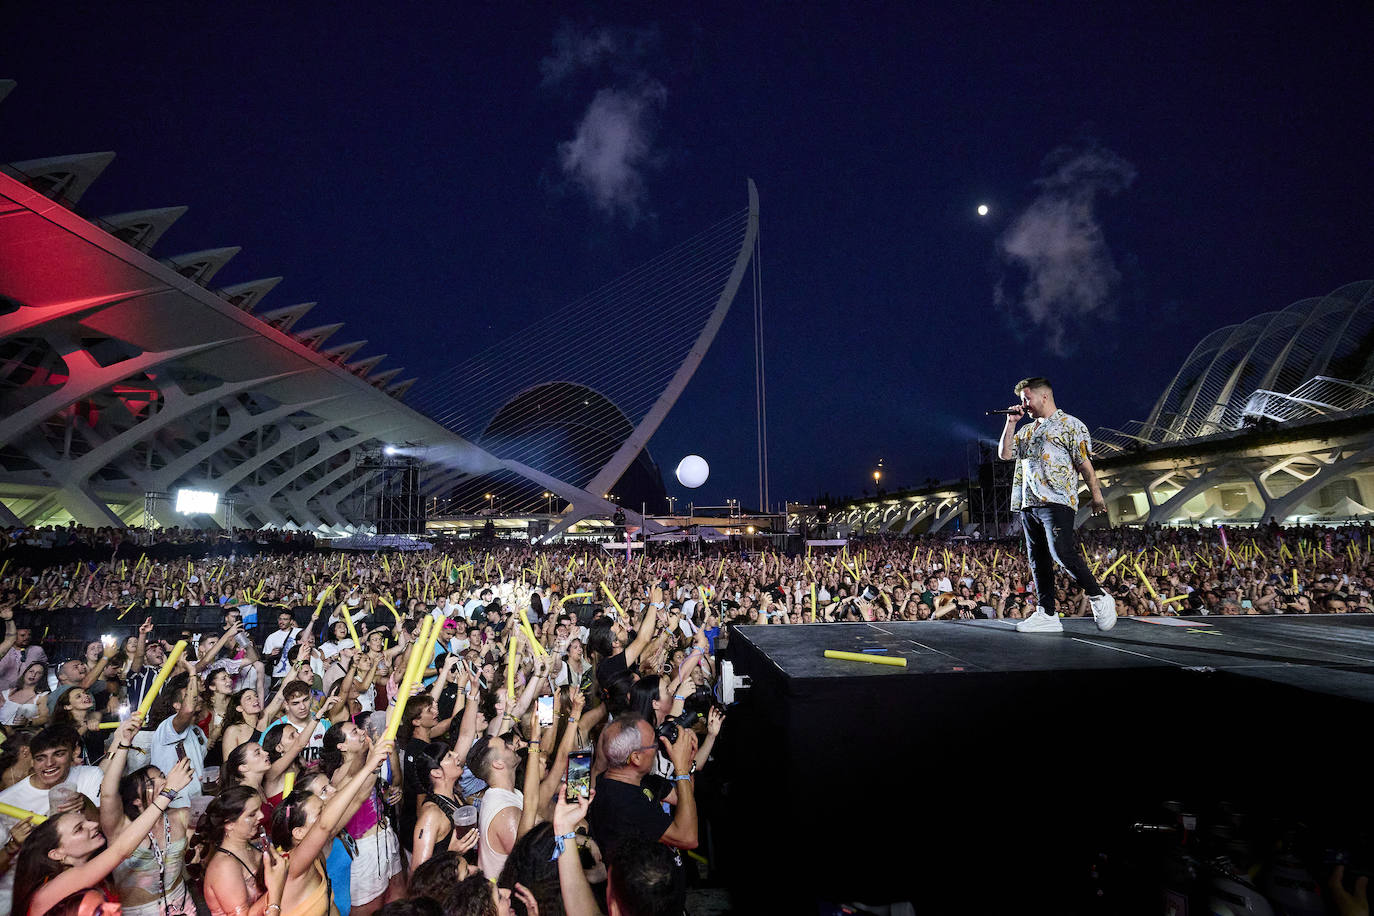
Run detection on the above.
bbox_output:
[1015,607,1063,633]
[1090,592,1117,631]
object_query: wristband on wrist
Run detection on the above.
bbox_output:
[673,773,691,782]
[673,694,686,701]
[551,831,578,860]
[118,743,137,751]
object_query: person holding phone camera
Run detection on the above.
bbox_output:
[586,712,698,867]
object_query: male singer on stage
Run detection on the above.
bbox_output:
[998,376,1117,633]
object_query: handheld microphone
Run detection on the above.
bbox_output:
[986,408,1022,416]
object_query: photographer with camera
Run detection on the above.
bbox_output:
[587,713,698,865]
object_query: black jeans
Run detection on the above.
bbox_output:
[1022,505,1102,615]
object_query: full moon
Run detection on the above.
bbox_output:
[977,203,990,217]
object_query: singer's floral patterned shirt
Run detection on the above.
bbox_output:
[1009,409,1092,511]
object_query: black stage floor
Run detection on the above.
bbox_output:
[709,616,1374,912]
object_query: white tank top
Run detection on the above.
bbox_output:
[477,787,523,878]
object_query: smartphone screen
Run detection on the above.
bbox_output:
[174,741,187,761]
[537,695,554,728]
[566,750,592,800]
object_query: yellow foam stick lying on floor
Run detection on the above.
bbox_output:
[823,649,907,667]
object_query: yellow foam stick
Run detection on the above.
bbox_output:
[282,772,296,798]
[136,640,188,722]
[600,582,624,616]
[1158,595,1190,605]
[378,597,403,627]
[0,802,46,825]
[823,649,907,667]
[810,584,817,623]
[517,608,546,657]
[315,584,336,617]
[1133,562,1158,599]
[342,607,361,649]
[1100,553,1129,579]
[97,722,120,730]
[698,586,710,615]
[506,634,518,701]
[560,592,593,603]
[1292,569,1298,591]
[383,616,433,742]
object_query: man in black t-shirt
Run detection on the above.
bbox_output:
[586,713,698,863]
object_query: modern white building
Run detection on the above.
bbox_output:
[0,79,757,536]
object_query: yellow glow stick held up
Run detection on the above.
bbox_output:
[559,592,593,603]
[1158,595,1190,605]
[1100,553,1129,579]
[810,584,817,623]
[135,640,188,722]
[97,722,120,730]
[379,597,402,627]
[1292,569,1299,591]
[1133,562,1158,599]
[823,650,907,667]
[383,617,433,742]
[600,582,624,616]
[518,608,546,657]
[282,772,296,798]
[340,603,362,648]
[506,634,518,703]
[0,802,46,825]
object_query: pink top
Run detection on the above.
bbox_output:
[345,792,379,838]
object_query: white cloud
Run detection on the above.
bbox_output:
[540,25,658,86]
[557,81,667,224]
[996,144,1137,354]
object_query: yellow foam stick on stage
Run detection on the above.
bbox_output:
[600,582,624,616]
[136,640,188,722]
[0,802,46,825]
[383,616,433,742]
[824,649,907,668]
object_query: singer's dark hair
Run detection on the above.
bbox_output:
[1014,376,1052,395]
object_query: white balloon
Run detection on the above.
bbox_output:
[675,454,709,489]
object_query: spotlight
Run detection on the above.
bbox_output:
[383,445,398,456]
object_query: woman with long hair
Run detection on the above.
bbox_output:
[11,750,193,916]
[320,722,405,915]
[409,742,479,872]
[0,729,34,789]
[0,662,49,727]
[51,687,105,765]
[192,786,289,916]
[269,736,394,916]
[200,668,236,753]
[220,726,310,822]
[99,718,194,916]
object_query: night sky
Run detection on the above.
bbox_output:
[5,2,1373,512]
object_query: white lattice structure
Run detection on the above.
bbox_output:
[0,80,755,536]
[1083,280,1374,527]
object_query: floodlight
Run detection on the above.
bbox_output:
[383,445,398,456]
[175,488,219,514]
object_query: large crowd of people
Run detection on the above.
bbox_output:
[0,517,1369,915]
